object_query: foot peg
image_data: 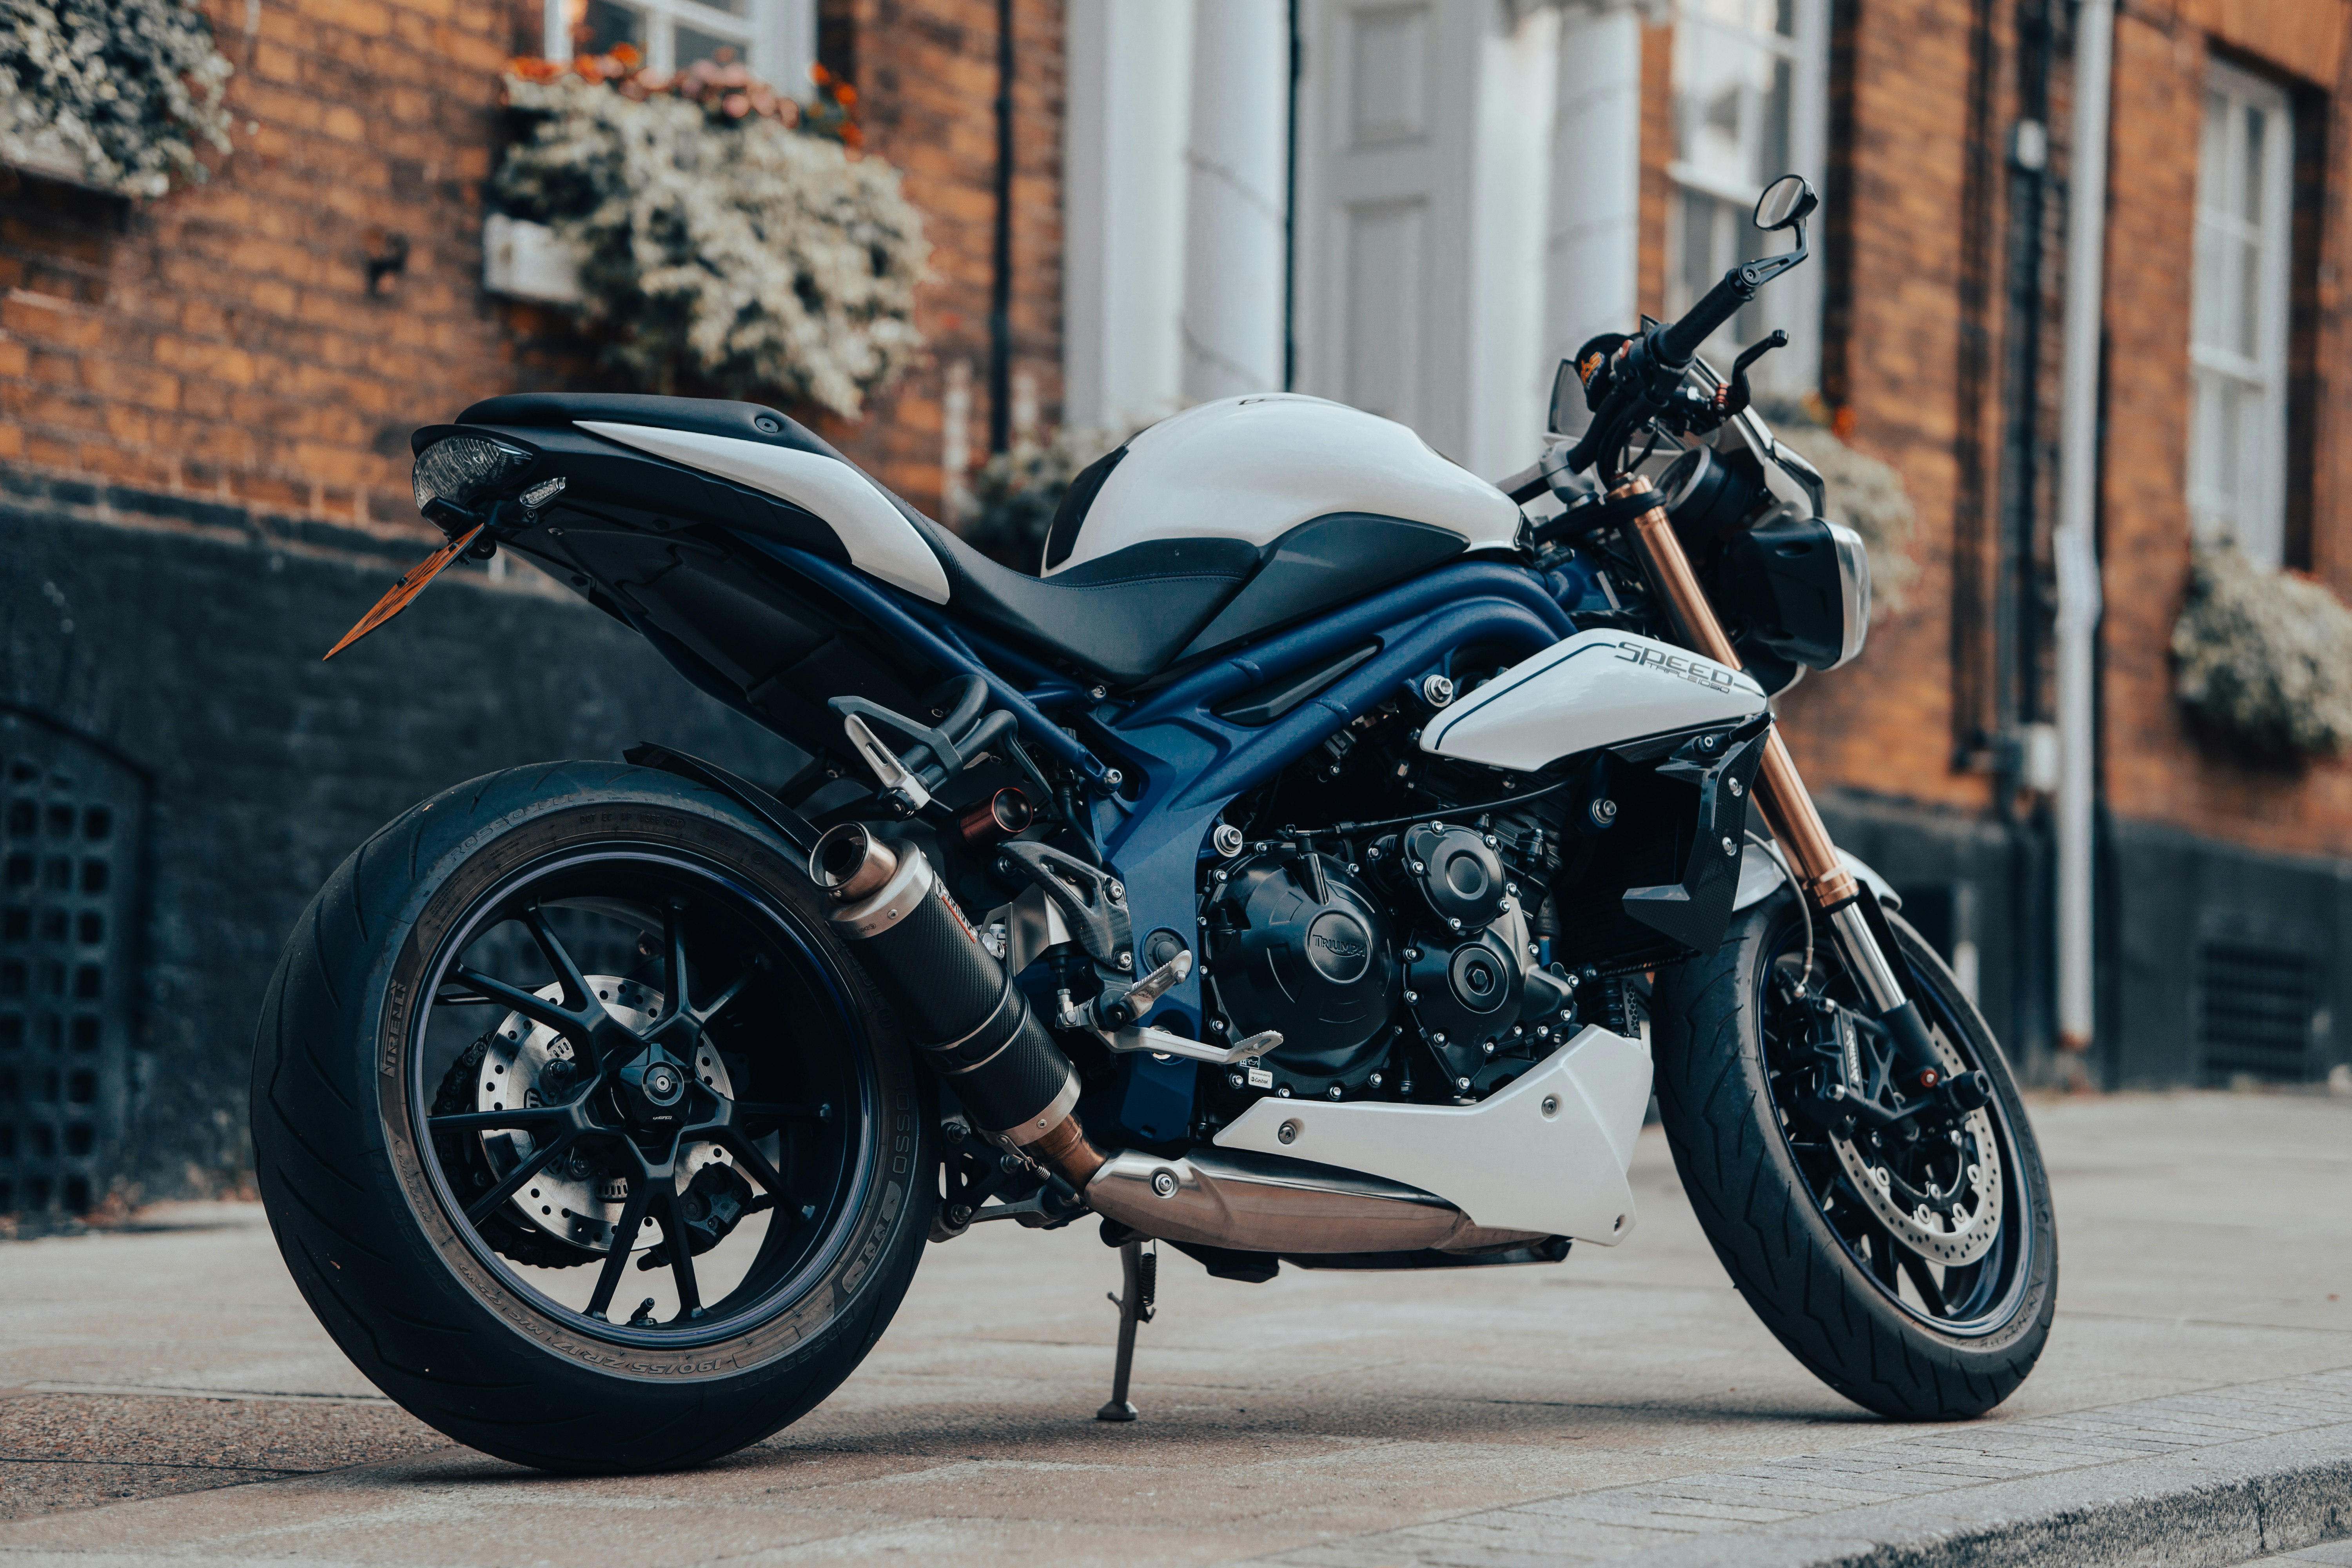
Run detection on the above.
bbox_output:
[1096,1236,1156,1422]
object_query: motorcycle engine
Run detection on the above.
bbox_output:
[1201,844,1398,1094]
[1201,824,1579,1103]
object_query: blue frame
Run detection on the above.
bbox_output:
[724,533,1584,1139]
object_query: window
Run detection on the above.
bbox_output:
[1666,0,1826,388]
[543,0,813,86]
[2189,62,2294,564]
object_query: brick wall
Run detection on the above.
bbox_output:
[0,0,1052,536]
[811,0,1066,513]
[1637,0,2352,864]
[2096,0,2352,858]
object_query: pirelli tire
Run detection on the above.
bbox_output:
[250,760,935,1473]
[1652,890,2057,1421]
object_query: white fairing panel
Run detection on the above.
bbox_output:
[1215,1025,1654,1242]
[1421,630,1768,773]
[1049,394,1523,573]
[575,422,952,604]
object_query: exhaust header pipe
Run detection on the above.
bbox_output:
[1086,1147,1547,1256]
[813,824,1102,1187]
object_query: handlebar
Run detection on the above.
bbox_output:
[1656,269,1758,369]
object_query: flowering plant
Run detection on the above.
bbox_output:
[495,57,924,419]
[506,48,862,146]
[2172,538,2352,759]
[0,0,232,198]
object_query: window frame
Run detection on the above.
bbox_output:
[1662,0,1830,395]
[2187,57,2296,564]
[543,0,813,89]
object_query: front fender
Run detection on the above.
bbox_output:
[1731,842,1903,915]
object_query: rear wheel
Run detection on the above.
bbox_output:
[1653,891,2056,1419]
[251,762,933,1472]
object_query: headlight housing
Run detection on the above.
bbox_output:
[1718,506,1871,676]
[412,437,531,530]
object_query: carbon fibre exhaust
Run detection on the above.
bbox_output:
[812,824,1103,1187]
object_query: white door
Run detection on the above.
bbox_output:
[1294,0,1481,458]
[1293,2,1557,477]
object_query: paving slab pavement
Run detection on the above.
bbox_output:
[0,1090,2347,1564]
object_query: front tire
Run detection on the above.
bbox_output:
[1653,892,2056,1419]
[251,761,933,1472]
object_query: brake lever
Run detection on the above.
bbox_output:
[1716,329,1789,421]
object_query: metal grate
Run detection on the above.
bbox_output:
[2196,938,2320,1086]
[0,713,143,1220]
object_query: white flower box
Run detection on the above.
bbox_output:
[483,214,585,305]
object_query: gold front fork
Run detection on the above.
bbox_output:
[1609,475,1856,910]
[1609,475,1932,1045]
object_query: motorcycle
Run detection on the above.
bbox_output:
[253,173,2054,1472]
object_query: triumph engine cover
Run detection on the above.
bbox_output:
[1203,847,1397,1087]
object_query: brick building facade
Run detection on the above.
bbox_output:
[5,0,2352,1216]
[0,0,1067,1216]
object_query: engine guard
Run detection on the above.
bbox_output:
[1212,1024,1653,1243]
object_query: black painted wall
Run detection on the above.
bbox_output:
[2,479,804,1206]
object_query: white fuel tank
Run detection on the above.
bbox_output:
[1047,395,1523,573]
[1421,631,1768,773]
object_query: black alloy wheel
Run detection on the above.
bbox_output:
[252,762,934,1472]
[1652,891,2056,1419]
[1752,912,2027,1333]
[414,853,864,1337]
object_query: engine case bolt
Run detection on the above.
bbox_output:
[1456,1076,1471,1091]
[1327,1085,1343,1100]
[1368,1072,1383,1088]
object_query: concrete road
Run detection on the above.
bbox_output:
[1,1091,2347,1564]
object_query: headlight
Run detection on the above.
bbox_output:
[1718,506,1868,673]
[412,437,531,527]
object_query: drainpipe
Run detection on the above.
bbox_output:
[988,0,1014,454]
[2053,0,2113,1058]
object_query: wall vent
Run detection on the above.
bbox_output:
[2196,938,2319,1086]
[0,713,144,1221]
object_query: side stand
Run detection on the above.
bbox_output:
[1096,1238,1156,1421]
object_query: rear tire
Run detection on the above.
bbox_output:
[251,761,933,1472]
[1652,891,2056,1420]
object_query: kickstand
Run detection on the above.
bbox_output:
[1096,1238,1156,1421]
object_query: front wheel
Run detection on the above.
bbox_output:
[1653,891,2056,1419]
[251,761,934,1472]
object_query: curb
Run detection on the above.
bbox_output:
[1246,1372,2352,1568]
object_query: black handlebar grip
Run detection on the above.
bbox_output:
[1657,268,1756,368]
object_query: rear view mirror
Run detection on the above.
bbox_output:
[1548,358,1581,436]
[1755,174,1818,232]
